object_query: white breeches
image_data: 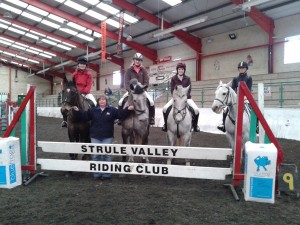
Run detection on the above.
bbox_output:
[118,91,154,106]
[86,93,97,106]
[163,98,199,115]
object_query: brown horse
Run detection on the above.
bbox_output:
[61,77,91,160]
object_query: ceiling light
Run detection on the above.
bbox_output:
[229,33,237,40]
[241,0,273,12]
[206,38,213,43]
[37,37,43,43]
[153,16,208,38]
[162,0,182,6]
[126,35,133,41]
[3,11,13,19]
[61,20,69,28]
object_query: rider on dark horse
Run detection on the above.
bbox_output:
[61,56,96,127]
[161,62,200,132]
[118,52,155,125]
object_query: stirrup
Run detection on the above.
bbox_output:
[61,121,67,128]
[150,118,155,125]
[161,124,167,132]
[193,126,200,132]
[217,125,225,132]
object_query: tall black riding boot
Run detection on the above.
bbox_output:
[149,105,155,125]
[192,113,200,132]
[161,111,168,132]
[61,109,68,127]
[217,109,227,132]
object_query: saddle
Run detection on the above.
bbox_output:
[83,97,95,108]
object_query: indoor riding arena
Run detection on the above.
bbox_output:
[1,0,300,225]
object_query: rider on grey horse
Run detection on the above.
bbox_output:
[118,52,155,125]
[162,62,200,132]
[217,61,252,132]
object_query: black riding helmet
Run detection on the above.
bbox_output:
[176,62,186,73]
[237,61,248,70]
[78,56,88,65]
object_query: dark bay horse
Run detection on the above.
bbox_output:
[121,80,150,163]
[61,78,91,160]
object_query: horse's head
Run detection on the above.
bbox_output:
[127,82,148,116]
[172,85,189,122]
[129,78,147,94]
[212,80,235,114]
[61,79,79,110]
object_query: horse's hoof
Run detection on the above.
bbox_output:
[186,162,191,166]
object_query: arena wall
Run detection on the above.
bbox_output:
[37,107,300,142]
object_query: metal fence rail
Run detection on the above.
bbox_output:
[36,80,300,109]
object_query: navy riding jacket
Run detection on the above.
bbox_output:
[231,73,252,93]
[74,106,130,140]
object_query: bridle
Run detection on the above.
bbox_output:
[62,88,78,106]
[214,85,237,125]
[214,86,234,107]
[173,103,187,124]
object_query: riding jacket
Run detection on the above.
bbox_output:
[124,64,149,91]
[231,73,252,93]
[74,106,130,140]
[170,74,192,99]
[72,69,93,94]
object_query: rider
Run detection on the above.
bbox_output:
[61,56,97,127]
[217,61,253,132]
[118,52,155,125]
[161,62,200,132]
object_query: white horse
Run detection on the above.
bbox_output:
[211,81,250,154]
[167,85,192,165]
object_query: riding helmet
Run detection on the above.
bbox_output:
[77,56,88,65]
[237,61,248,69]
[133,53,143,61]
[176,62,186,73]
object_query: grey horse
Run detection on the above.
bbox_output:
[121,79,150,163]
[211,81,250,154]
[166,85,192,165]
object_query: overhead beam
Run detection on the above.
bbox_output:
[112,0,202,53]
[22,0,157,62]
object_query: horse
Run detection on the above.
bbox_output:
[211,80,250,156]
[121,80,150,163]
[166,85,193,166]
[61,77,91,160]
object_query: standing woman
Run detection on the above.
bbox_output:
[73,95,134,180]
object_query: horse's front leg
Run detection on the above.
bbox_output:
[166,131,177,165]
[68,127,78,160]
[140,132,150,164]
[182,133,192,166]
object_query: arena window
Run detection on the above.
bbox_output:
[284,35,300,64]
